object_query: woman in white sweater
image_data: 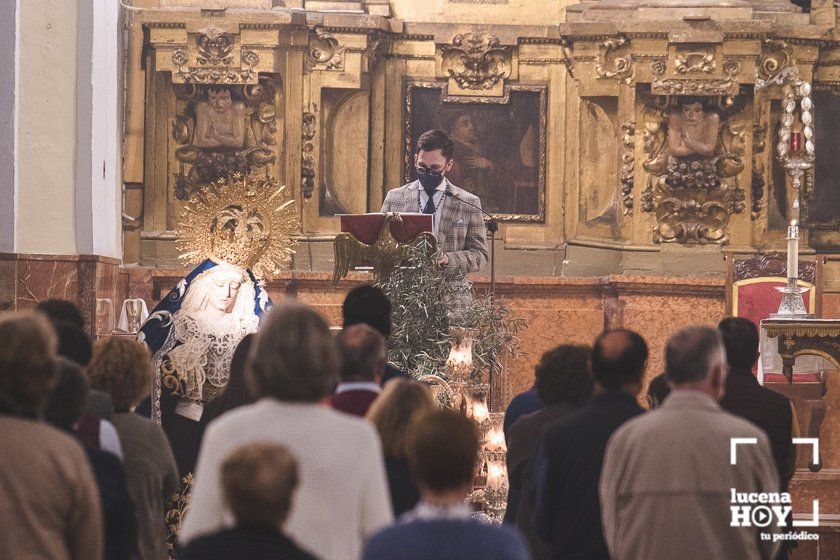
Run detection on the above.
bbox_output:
[180,303,393,560]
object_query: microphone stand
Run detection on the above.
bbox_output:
[445,190,500,410]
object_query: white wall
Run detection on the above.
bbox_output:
[76,0,123,258]
[12,0,122,258]
[0,0,17,253]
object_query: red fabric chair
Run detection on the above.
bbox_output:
[725,253,824,383]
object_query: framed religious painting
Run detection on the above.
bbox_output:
[405,82,547,222]
[806,89,840,236]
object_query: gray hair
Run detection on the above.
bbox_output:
[248,303,339,402]
[338,324,385,382]
[665,326,725,385]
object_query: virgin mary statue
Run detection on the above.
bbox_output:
[136,172,298,558]
[139,258,270,475]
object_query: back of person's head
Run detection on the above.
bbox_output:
[665,326,726,386]
[0,311,57,417]
[591,329,648,390]
[88,337,152,413]
[534,344,593,406]
[36,299,85,330]
[249,303,339,402]
[646,373,671,409]
[44,357,89,431]
[54,321,93,366]
[221,442,299,530]
[717,316,759,369]
[342,285,392,338]
[222,333,257,407]
[406,409,479,493]
[366,379,437,459]
[338,324,385,382]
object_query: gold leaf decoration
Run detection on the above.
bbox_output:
[177,172,299,280]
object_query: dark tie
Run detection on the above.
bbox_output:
[422,189,437,214]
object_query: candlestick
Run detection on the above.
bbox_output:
[787,220,798,281]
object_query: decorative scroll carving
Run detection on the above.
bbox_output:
[196,28,234,65]
[619,122,635,215]
[172,47,260,84]
[306,28,345,73]
[756,39,794,87]
[595,36,633,84]
[301,111,317,199]
[652,59,741,96]
[440,33,512,91]
[641,94,746,244]
[675,51,715,75]
[732,252,816,283]
[172,77,279,198]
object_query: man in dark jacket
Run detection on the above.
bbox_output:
[535,329,648,560]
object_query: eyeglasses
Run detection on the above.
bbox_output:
[416,166,444,178]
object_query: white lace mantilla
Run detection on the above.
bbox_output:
[154,311,258,406]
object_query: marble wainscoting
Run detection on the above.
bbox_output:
[0,253,129,338]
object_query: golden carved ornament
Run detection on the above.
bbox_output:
[331,213,436,285]
[595,36,633,84]
[171,47,260,84]
[675,52,715,75]
[440,33,512,91]
[652,59,741,96]
[196,28,234,65]
[619,122,635,215]
[305,27,345,74]
[756,39,794,87]
[177,172,299,280]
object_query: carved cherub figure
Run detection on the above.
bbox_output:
[667,96,720,158]
[194,87,246,149]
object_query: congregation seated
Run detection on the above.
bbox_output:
[89,337,179,560]
[44,357,138,560]
[0,312,104,560]
[180,442,318,560]
[535,329,647,560]
[506,344,592,559]
[366,378,438,516]
[329,324,386,417]
[599,326,781,560]
[181,303,392,560]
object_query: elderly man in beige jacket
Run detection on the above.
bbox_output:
[600,326,781,560]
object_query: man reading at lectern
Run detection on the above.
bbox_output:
[381,129,488,278]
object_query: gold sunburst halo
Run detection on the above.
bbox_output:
[177,172,299,281]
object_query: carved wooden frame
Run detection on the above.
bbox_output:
[403,80,547,223]
[724,252,824,317]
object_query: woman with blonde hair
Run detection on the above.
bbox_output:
[89,337,179,560]
[366,379,438,516]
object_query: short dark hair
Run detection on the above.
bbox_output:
[343,285,392,338]
[534,345,593,406]
[221,442,299,530]
[338,324,385,382]
[55,322,93,366]
[665,326,725,385]
[416,129,454,159]
[717,317,759,369]
[646,373,671,408]
[591,329,648,389]
[44,358,88,431]
[249,303,339,402]
[406,409,479,492]
[36,299,85,330]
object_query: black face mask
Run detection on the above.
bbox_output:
[417,167,444,194]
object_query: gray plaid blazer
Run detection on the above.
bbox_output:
[381,179,488,277]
